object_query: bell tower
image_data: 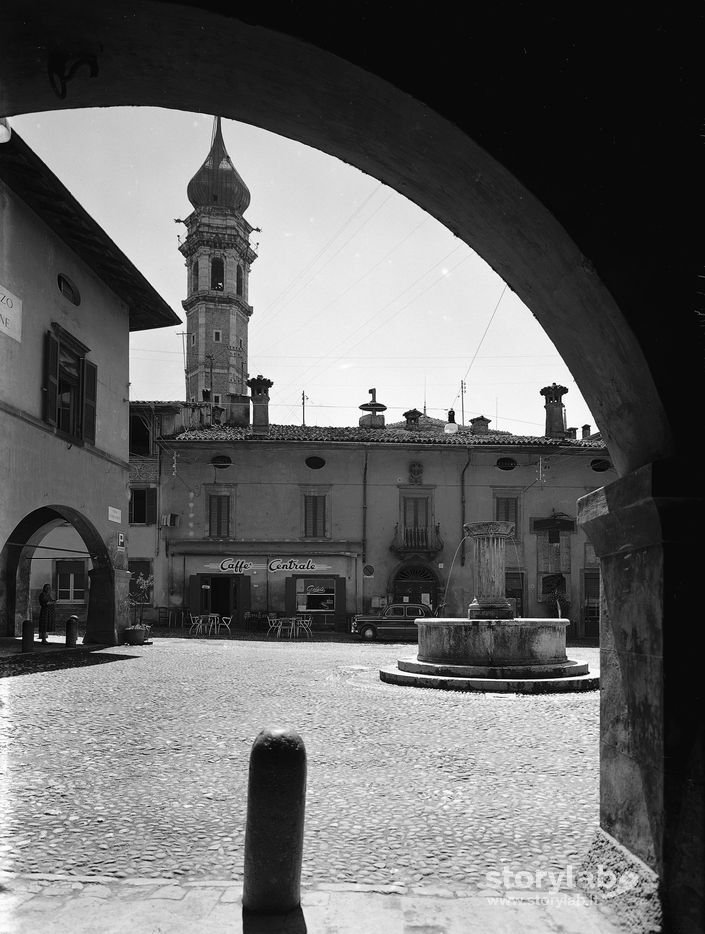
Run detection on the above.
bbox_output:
[179,117,258,424]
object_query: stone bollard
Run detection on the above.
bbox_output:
[242,726,306,913]
[65,616,79,647]
[21,620,34,653]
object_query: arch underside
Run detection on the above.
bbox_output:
[2,2,697,477]
[0,506,114,642]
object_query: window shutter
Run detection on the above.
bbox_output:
[209,495,218,535]
[82,358,97,443]
[145,488,158,526]
[43,331,59,426]
[188,575,202,615]
[304,494,326,537]
[335,577,346,620]
[209,494,229,536]
[285,575,296,615]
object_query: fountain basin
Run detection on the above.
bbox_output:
[379,616,598,693]
[417,617,569,667]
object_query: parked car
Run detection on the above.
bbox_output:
[351,603,434,641]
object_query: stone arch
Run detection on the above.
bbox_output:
[0,505,117,645]
[3,7,700,928]
[1,3,686,478]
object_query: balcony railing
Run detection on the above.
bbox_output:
[390,523,443,555]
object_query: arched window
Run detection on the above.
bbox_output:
[211,257,224,291]
[236,265,244,295]
[192,259,199,293]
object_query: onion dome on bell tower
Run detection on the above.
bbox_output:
[186,116,251,213]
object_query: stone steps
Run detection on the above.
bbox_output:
[380,659,599,694]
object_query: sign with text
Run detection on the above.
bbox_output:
[0,283,22,342]
[203,557,333,574]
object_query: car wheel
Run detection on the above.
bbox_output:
[360,625,376,641]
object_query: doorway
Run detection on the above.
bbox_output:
[188,573,250,625]
[392,565,438,609]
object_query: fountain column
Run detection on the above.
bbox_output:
[466,520,514,619]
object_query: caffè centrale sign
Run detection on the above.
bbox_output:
[203,558,332,574]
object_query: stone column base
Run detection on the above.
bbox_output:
[578,827,662,933]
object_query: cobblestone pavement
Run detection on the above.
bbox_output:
[0,639,600,897]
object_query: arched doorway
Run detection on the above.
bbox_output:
[0,506,118,645]
[392,564,439,610]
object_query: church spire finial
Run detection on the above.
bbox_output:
[186,116,251,213]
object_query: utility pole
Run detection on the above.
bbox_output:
[460,380,466,426]
[302,391,308,426]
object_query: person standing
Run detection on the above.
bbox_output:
[38,583,55,644]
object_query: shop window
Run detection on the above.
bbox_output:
[209,493,230,537]
[295,577,335,613]
[56,560,87,602]
[304,494,327,537]
[129,487,157,525]
[43,327,97,444]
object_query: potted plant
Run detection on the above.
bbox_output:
[123,573,154,645]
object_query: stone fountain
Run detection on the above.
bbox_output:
[379,521,598,693]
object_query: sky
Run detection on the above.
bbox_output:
[10,107,596,435]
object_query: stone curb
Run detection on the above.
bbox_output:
[0,872,480,900]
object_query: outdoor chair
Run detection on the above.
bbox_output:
[296,616,313,638]
[189,614,205,636]
[216,616,232,637]
[266,614,280,638]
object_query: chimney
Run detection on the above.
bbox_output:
[359,388,387,428]
[247,375,273,436]
[565,427,577,439]
[403,408,422,429]
[540,383,568,438]
[582,424,591,439]
[470,415,491,435]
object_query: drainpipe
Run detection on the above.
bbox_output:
[362,449,369,564]
[460,448,471,565]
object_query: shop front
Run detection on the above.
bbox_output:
[184,554,350,630]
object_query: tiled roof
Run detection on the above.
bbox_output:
[131,401,185,407]
[169,422,605,448]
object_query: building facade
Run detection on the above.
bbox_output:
[0,129,180,642]
[130,388,608,639]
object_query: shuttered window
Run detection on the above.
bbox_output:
[209,494,230,537]
[495,496,518,529]
[304,495,326,537]
[43,327,97,444]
